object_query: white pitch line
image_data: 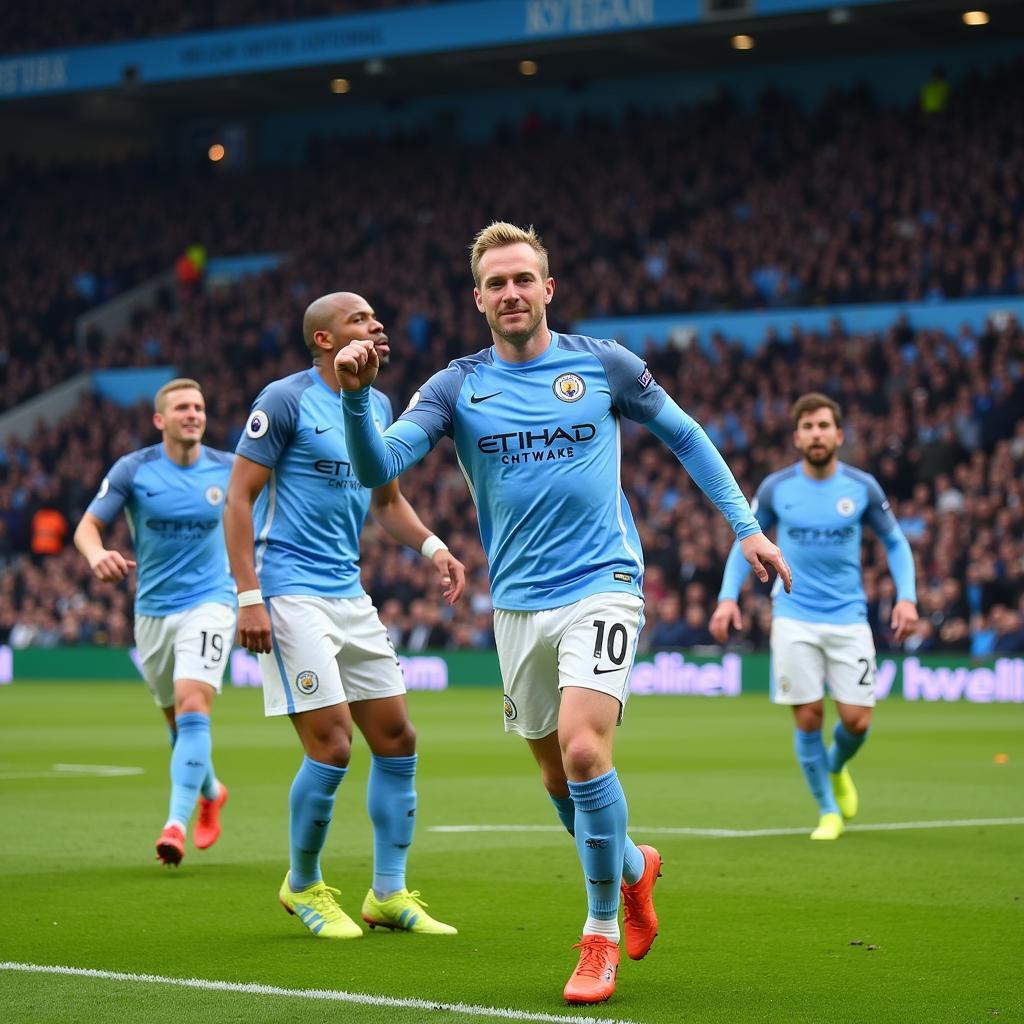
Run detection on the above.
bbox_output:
[431,817,1024,838]
[0,963,641,1024]
[0,764,143,780]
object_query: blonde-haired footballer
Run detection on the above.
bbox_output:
[75,378,235,867]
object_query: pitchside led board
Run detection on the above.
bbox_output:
[3,645,1023,704]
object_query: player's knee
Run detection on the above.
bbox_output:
[560,737,606,780]
[389,718,416,756]
[843,709,872,734]
[308,730,352,768]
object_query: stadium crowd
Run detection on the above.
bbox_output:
[3,65,1023,656]
[2,278,1022,654]
[4,62,1024,409]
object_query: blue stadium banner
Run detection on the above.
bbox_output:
[0,0,892,99]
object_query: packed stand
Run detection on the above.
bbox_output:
[2,270,1022,653]
[5,63,1024,409]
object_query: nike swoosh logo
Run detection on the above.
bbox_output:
[593,665,622,675]
[470,392,502,404]
[315,426,332,434]
[146,490,165,497]
[202,663,219,671]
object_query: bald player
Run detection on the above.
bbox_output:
[224,292,465,939]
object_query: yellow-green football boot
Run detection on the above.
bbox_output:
[360,888,457,935]
[278,874,363,939]
[830,766,859,820]
[810,812,844,841]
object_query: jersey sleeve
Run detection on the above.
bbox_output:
[234,381,300,468]
[371,389,395,431]
[591,342,667,423]
[645,396,760,539]
[861,475,899,536]
[396,366,460,445]
[863,474,917,603]
[85,455,136,524]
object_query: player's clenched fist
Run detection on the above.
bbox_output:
[333,338,379,392]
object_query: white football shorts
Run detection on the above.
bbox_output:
[134,601,237,708]
[493,592,645,739]
[770,616,877,707]
[259,594,405,717]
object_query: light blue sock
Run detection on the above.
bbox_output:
[289,756,348,891]
[167,712,211,829]
[794,729,840,815]
[549,793,576,835]
[550,791,644,885]
[621,836,646,887]
[567,769,628,920]
[367,754,417,896]
[168,722,218,800]
[828,722,869,773]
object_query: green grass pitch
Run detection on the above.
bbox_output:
[1,682,1021,1023]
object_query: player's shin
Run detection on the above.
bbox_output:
[367,753,417,896]
[828,721,869,772]
[568,769,628,941]
[288,756,348,891]
[167,712,211,830]
[794,729,841,815]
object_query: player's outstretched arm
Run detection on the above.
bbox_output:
[224,455,274,654]
[73,513,136,582]
[370,481,466,605]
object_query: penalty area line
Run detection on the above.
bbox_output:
[430,817,1024,839]
[0,963,641,1024]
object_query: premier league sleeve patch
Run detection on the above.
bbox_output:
[245,409,270,439]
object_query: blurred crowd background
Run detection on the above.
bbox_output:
[2,32,1023,656]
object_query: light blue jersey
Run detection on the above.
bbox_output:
[342,332,759,611]
[86,444,236,617]
[718,461,916,624]
[235,367,393,598]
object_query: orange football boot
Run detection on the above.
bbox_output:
[563,934,620,1005]
[194,783,229,850]
[155,824,185,866]
[621,844,662,960]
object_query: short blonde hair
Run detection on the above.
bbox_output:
[470,221,549,287]
[155,377,204,413]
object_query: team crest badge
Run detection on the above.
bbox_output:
[552,373,585,402]
[503,695,517,720]
[836,497,856,517]
[246,409,270,439]
[205,485,224,506]
[295,670,319,695]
